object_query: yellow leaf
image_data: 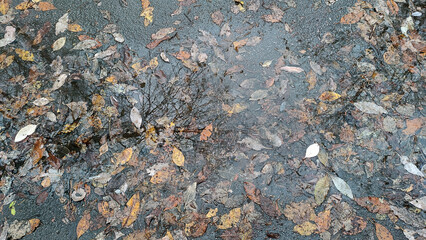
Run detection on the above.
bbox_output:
[150,170,172,184]
[217,208,241,229]
[105,75,117,84]
[15,1,34,10]
[38,2,55,11]
[319,91,341,101]
[206,208,218,218]
[149,57,158,69]
[122,193,141,227]
[140,6,154,26]
[76,212,90,239]
[293,221,317,236]
[0,0,9,15]
[172,147,184,166]
[114,148,133,165]
[314,175,330,205]
[68,23,83,32]
[15,48,34,61]
[141,0,150,9]
[29,218,41,232]
[0,54,13,69]
[60,122,80,133]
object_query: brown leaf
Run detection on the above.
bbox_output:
[114,148,133,165]
[319,91,341,101]
[225,65,244,76]
[340,10,364,24]
[259,195,281,217]
[184,213,209,237]
[284,201,316,224]
[31,137,45,165]
[47,151,61,169]
[38,2,56,11]
[122,193,141,227]
[262,5,284,23]
[342,216,367,235]
[146,35,171,49]
[200,123,213,141]
[375,222,393,240]
[306,70,317,90]
[243,182,261,204]
[162,195,182,211]
[33,22,51,45]
[36,191,48,205]
[173,50,190,60]
[354,197,390,214]
[98,201,114,218]
[314,210,331,233]
[77,212,91,239]
[233,38,248,52]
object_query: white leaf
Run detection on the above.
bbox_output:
[400,156,424,177]
[238,137,266,151]
[249,90,268,100]
[51,73,67,91]
[0,26,15,47]
[305,143,320,158]
[410,196,426,210]
[33,97,50,106]
[354,101,387,114]
[46,112,57,122]
[331,175,353,199]
[72,39,97,50]
[52,37,66,51]
[130,107,142,129]
[113,33,124,43]
[280,66,304,73]
[71,188,86,202]
[55,13,68,35]
[15,124,37,142]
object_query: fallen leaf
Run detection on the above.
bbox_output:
[28,218,40,232]
[151,27,175,40]
[15,124,37,142]
[15,48,34,61]
[200,123,213,141]
[76,212,90,239]
[262,5,284,23]
[259,195,281,217]
[314,175,330,205]
[150,169,172,184]
[340,10,364,24]
[284,200,316,224]
[114,148,133,165]
[250,90,268,100]
[294,221,317,236]
[342,216,367,235]
[305,143,320,158]
[68,23,82,32]
[15,1,34,10]
[281,66,304,73]
[71,188,86,202]
[217,208,241,229]
[122,192,140,227]
[130,107,142,129]
[319,91,341,101]
[211,10,223,25]
[314,210,331,233]
[354,101,388,114]
[0,25,15,47]
[410,196,426,210]
[233,38,248,51]
[52,37,66,51]
[225,65,244,75]
[306,70,317,90]
[31,137,45,164]
[375,222,393,240]
[354,197,390,214]
[140,6,154,26]
[243,182,261,204]
[0,0,9,15]
[386,0,399,15]
[172,147,184,166]
[331,175,353,199]
[55,13,68,35]
[402,118,423,135]
[38,2,55,11]
[206,208,218,218]
[51,73,67,91]
[0,54,13,69]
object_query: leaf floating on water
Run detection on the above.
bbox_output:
[354,101,387,114]
[52,37,66,51]
[122,193,140,228]
[76,212,90,239]
[314,175,330,205]
[375,222,393,240]
[331,175,353,199]
[172,147,184,166]
[130,107,142,129]
[15,124,37,142]
[305,143,320,158]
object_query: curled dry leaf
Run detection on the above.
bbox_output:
[71,188,86,202]
[15,124,38,142]
[355,197,390,214]
[305,143,320,158]
[0,26,15,47]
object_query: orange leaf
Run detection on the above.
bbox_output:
[375,223,393,240]
[386,0,398,15]
[29,218,40,232]
[141,0,150,9]
[0,0,10,15]
[319,91,341,101]
[122,193,141,227]
[200,123,213,141]
[403,118,423,135]
[173,51,190,60]
[38,2,56,11]
[340,11,364,24]
[314,210,331,233]
[114,148,133,165]
[243,182,261,204]
[98,201,114,218]
[15,1,34,10]
[31,137,45,165]
[76,212,91,239]
[150,169,172,184]
[172,147,184,166]
[68,23,83,32]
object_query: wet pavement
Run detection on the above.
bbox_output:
[0,0,425,239]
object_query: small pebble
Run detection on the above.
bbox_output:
[412,11,422,17]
